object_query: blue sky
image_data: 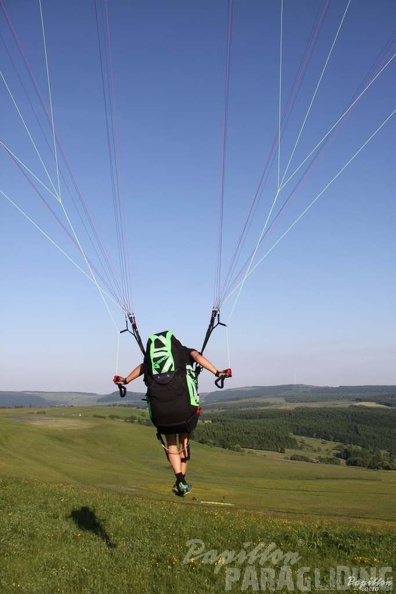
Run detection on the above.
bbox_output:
[1,0,395,394]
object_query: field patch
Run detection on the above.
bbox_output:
[6,414,94,430]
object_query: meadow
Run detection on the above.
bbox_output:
[0,407,395,593]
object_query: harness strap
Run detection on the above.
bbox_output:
[195,308,227,379]
[200,308,226,355]
[156,430,193,462]
[129,313,146,355]
[180,442,191,463]
[120,312,146,356]
[156,432,169,461]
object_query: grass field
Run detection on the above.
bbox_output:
[0,407,395,593]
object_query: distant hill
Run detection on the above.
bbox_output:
[202,384,396,406]
[97,391,146,407]
[0,392,56,407]
[0,390,104,408]
[1,384,395,408]
[203,384,297,402]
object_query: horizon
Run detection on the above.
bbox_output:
[2,381,396,397]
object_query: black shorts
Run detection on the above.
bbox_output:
[155,411,200,435]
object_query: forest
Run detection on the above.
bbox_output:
[192,406,396,470]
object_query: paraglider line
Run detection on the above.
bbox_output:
[280,0,352,188]
[224,107,396,310]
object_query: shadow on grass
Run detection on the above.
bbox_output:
[69,506,116,549]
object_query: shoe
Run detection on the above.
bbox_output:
[175,480,192,496]
[172,479,189,489]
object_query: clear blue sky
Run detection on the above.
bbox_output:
[1,0,395,394]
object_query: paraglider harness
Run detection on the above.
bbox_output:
[116,310,232,460]
[143,330,200,431]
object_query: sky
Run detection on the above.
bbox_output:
[1,0,395,394]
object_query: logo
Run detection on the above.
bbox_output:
[183,539,393,592]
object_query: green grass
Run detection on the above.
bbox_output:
[1,407,396,521]
[0,407,395,593]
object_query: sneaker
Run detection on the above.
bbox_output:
[176,480,192,496]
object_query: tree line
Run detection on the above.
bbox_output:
[192,406,396,469]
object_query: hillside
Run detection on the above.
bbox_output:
[1,406,395,593]
[194,406,396,469]
[203,384,396,405]
[1,384,396,408]
[2,476,394,594]
[0,390,145,408]
[1,406,395,520]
